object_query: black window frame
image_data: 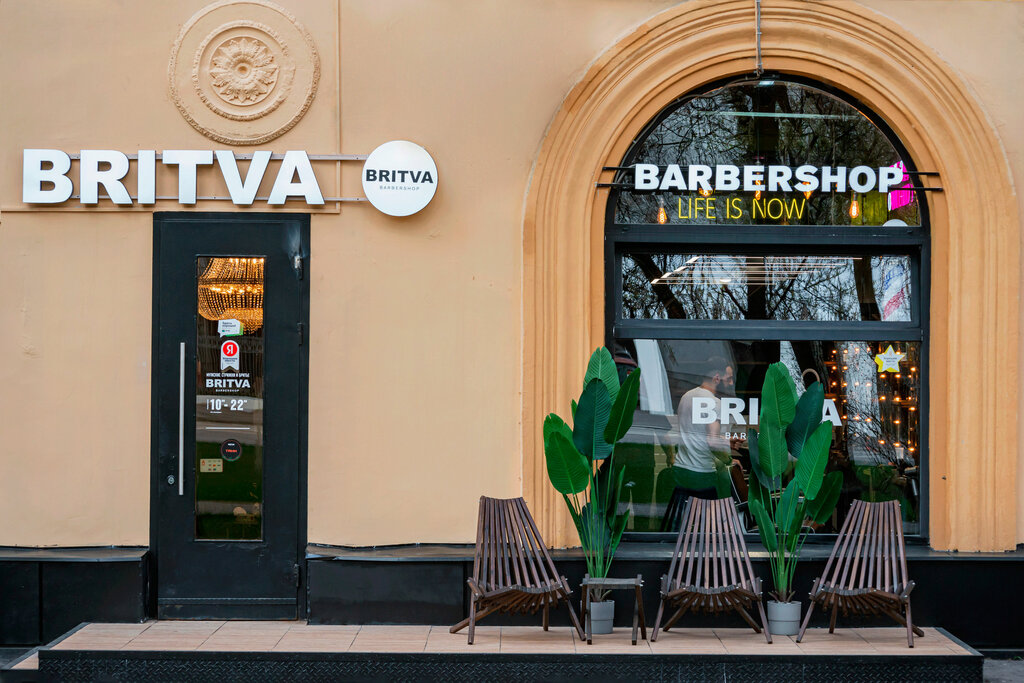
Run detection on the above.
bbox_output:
[605,74,930,544]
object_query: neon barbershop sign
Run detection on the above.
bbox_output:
[633,164,906,194]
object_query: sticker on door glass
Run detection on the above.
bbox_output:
[220,439,242,461]
[199,458,223,473]
[220,339,240,371]
[218,319,243,337]
[874,345,906,373]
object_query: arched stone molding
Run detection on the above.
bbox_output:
[523,0,1019,551]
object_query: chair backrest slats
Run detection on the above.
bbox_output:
[508,502,528,587]
[473,496,565,593]
[719,501,735,588]
[518,497,560,588]
[509,498,543,588]
[894,500,911,590]
[486,497,498,590]
[498,499,517,587]
[673,497,697,588]
[885,501,897,591]
[818,499,910,593]
[516,497,548,589]
[835,500,865,590]
[669,497,755,592]
[472,496,486,589]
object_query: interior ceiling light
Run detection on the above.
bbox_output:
[650,255,700,284]
[198,257,265,332]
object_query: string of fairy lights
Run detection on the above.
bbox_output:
[827,344,918,460]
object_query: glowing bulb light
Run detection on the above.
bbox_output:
[657,206,668,225]
[849,198,860,219]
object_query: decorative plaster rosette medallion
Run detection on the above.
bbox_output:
[168,0,320,145]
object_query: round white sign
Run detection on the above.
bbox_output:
[361,140,438,217]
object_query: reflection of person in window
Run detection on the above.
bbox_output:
[673,356,734,497]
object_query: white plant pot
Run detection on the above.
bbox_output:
[767,600,802,636]
[587,600,615,635]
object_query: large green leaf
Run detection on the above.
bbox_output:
[573,379,613,461]
[563,493,584,539]
[591,459,616,522]
[805,471,843,524]
[761,362,797,427]
[775,479,804,553]
[543,416,590,494]
[787,382,824,461]
[747,469,765,510]
[607,461,625,521]
[747,428,781,492]
[758,413,789,479]
[749,498,777,551]
[583,347,620,403]
[794,422,833,499]
[604,368,641,444]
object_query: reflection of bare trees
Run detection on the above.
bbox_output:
[627,255,689,319]
[622,254,909,323]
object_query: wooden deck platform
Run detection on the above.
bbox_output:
[2,621,982,682]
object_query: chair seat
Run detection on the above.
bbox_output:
[471,577,567,598]
[815,583,905,601]
[665,583,757,600]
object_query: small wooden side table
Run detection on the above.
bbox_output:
[580,574,647,645]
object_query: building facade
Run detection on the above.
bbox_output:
[1,0,1022,649]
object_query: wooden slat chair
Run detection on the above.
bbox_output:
[651,497,772,643]
[450,496,585,644]
[797,499,923,647]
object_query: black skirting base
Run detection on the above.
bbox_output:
[36,649,982,683]
[307,543,1024,651]
[0,548,148,646]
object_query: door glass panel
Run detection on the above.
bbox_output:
[195,257,265,540]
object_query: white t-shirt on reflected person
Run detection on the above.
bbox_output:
[675,386,720,473]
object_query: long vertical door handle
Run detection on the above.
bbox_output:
[178,341,185,496]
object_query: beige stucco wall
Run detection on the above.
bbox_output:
[1,0,1021,548]
[858,0,1024,546]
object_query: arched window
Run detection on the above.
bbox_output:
[606,77,927,538]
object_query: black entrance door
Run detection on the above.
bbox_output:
[152,213,308,619]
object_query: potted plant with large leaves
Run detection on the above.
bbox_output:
[748,362,843,635]
[542,347,641,634]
